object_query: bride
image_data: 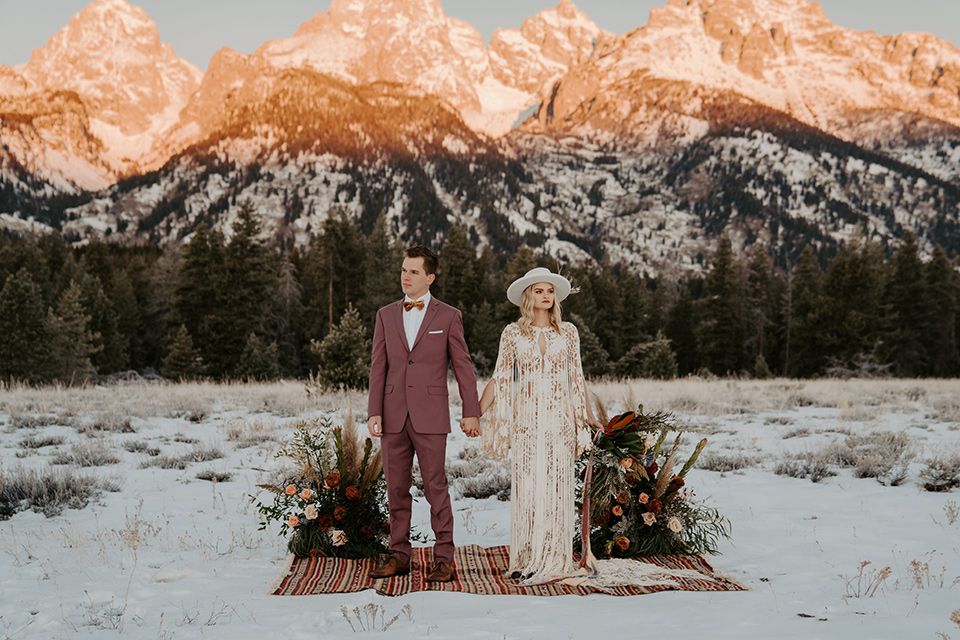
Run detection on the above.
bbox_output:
[480,267,603,583]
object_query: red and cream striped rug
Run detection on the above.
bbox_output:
[269,544,746,596]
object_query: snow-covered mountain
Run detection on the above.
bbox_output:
[3,0,960,274]
[1,0,201,188]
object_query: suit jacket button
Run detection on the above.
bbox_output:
[408,360,413,365]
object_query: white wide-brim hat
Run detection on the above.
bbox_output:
[506,267,571,306]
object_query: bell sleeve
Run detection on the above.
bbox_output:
[565,322,592,457]
[480,324,517,461]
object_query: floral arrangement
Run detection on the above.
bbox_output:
[253,414,389,558]
[575,403,730,558]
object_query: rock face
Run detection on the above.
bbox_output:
[1,0,202,186]
[244,0,608,137]
[529,0,960,141]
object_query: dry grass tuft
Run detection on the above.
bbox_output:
[0,465,123,519]
[51,441,122,467]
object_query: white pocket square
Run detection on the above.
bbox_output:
[428,330,444,334]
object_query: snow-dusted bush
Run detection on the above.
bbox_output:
[52,441,121,467]
[0,465,122,519]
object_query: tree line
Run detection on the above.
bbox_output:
[1,202,958,385]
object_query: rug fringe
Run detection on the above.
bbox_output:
[711,568,749,590]
[267,553,296,595]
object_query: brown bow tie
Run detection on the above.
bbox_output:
[403,300,424,311]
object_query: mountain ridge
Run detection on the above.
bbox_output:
[3,0,960,276]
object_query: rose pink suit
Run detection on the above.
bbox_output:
[367,297,480,565]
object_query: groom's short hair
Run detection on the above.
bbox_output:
[404,245,439,275]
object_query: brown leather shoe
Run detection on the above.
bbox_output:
[425,561,455,583]
[368,556,410,579]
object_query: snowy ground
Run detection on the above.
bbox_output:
[1,378,959,639]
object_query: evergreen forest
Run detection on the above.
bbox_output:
[1,201,959,386]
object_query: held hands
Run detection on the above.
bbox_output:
[368,415,383,438]
[460,416,480,438]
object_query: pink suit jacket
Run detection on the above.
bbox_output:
[368,297,481,434]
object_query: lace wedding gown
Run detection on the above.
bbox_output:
[481,322,592,583]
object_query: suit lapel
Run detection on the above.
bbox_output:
[391,300,408,352]
[411,299,440,352]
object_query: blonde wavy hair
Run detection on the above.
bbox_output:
[517,283,563,336]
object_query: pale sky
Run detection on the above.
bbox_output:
[1,0,958,71]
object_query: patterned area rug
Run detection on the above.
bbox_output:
[269,544,746,596]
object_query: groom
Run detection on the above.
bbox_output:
[367,245,481,582]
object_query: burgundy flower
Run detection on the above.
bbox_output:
[325,472,341,489]
[360,526,373,539]
[318,515,333,531]
[334,506,347,521]
[345,486,361,501]
[669,476,685,491]
[647,499,663,513]
[646,462,659,476]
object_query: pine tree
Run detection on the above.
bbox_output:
[0,269,53,382]
[48,281,101,383]
[666,285,698,375]
[214,200,277,377]
[302,210,365,343]
[437,221,476,311]
[309,304,371,389]
[468,300,501,377]
[358,213,402,326]
[887,231,931,376]
[641,331,678,380]
[79,273,126,374]
[786,245,824,377]
[238,333,280,381]
[698,236,745,375]
[161,325,204,380]
[173,223,223,362]
[753,353,772,379]
[745,247,775,367]
[820,239,889,371]
[274,252,304,376]
[110,269,141,372]
[924,244,959,376]
[569,313,611,379]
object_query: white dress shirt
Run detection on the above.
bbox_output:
[403,291,431,351]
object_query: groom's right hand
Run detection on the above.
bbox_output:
[368,415,383,438]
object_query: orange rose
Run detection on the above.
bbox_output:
[621,458,633,469]
[345,486,361,500]
[638,493,650,504]
[300,488,313,500]
[615,536,630,551]
[284,484,297,496]
[288,515,299,527]
[612,506,623,517]
[334,506,347,521]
